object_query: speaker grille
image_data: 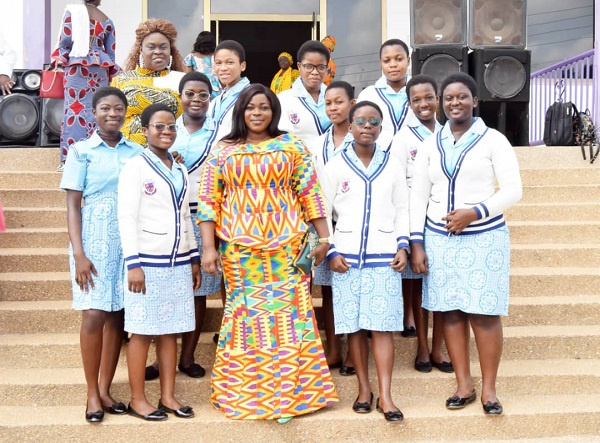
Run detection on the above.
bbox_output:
[483,55,526,99]
[411,0,467,47]
[469,0,526,48]
[0,94,40,139]
[43,98,63,135]
[421,54,462,89]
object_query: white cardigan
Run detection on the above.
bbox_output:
[118,151,199,269]
[278,87,330,147]
[409,121,522,243]
[321,147,409,268]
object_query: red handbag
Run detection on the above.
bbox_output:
[40,63,64,99]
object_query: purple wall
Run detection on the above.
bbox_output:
[22,0,51,68]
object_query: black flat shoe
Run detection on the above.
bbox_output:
[483,401,503,415]
[375,398,404,422]
[352,392,374,413]
[414,359,433,373]
[401,326,416,338]
[158,399,195,418]
[430,355,454,373]
[213,333,219,344]
[127,403,168,421]
[178,363,206,378]
[446,390,477,409]
[145,365,160,381]
[328,360,343,370]
[102,401,127,415]
[85,408,104,423]
[339,365,356,376]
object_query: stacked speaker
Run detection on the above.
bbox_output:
[0,68,62,146]
[410,0,530,145]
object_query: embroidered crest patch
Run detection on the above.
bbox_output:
[341,179,350,193]
[289,113,300,125]
[409,148,418,160]
[143,179,157,195]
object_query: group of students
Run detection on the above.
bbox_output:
[60,32,523,425]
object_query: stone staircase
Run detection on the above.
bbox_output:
[0,147,599,442]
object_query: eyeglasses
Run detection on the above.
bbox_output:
[148,123,177,132]
[353,117,383,128]
[300,63,328,73]
[182,90,211,102]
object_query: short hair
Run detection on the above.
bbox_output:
[178,71,213,95]
[222,84,285,143]
[192,31,216,54]
[441,72,478,98]
[349,101,383,122]
[140,103,175,128]
[326,80,354,100]
[379,38,410,59]
[214,40,246,63]
[92,86,127,109]
[297,40,330,64]
[406,74,438,99]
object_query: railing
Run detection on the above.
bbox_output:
[529,49,595,146]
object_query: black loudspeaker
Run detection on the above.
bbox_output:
[0,94,40,145]
[477,101,529,146]
[411,0,467,47]
[412,45,469,90]
[11,69,42,95]
[39,98,62,146]
[469,0,526,49]
[469,49,530,102]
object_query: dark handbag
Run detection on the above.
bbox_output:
[40,63,64,99]
[292,231,317,275]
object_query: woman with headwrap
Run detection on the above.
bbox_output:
[321,35,336,86]
[269,52,299,94]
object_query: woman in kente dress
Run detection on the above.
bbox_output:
[198,84,338,422]
[111,19,185,145]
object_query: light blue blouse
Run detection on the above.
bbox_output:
[169,114,217,172]
[344,142,387,177]
[144,149,186,197]
[291,77,331,133]
[439,117,486,176]
[59,131,143,198]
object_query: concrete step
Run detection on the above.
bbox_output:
[0,171,62,189]
[0,227,68,248]
[0,189,65,207]
[511,243,600,267]
[2,207,65,229]
[0,248,68,272]
[520,168,600,186]
[506,202,600,221]
[0,147,59,171]
[1,359,598,407]
[0,394,598,442]
[2,324,599,369]
[515,146,598,168]
[521,184,600,203]
[508,221,600,244]
[2,295,600,335]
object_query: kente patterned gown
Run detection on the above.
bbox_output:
[111,67,183,145]
[52,10,119,162]
[197,133,339,420]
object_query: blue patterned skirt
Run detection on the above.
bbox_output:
[332,266,404,334]
[124,264,195,335]
[422,226,511,316]
[70,192,124,311]
[192,220,222,296]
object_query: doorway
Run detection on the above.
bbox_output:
[211,21,315,87]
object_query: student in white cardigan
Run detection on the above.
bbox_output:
[409,73,522,415]
[323,101,409,422]
[278,40,332,147]
[357,39,412,151]
[118,103,201,421]
[388,74,452,375]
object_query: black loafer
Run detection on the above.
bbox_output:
[446,390,476,409]
[431,355,454,373]
[145,365,160,381]
[483,401,503,415]
[102,401,127,415]
[376,398,404,422]
[352,392,373,413]
[85,408,104,423]
[158,399,195,418]
[328,360,343,370]
[127,403,168,421]
[178,363,206,378]
[401,326,416,338]
[414,359,433,373]
[339,365,356,376]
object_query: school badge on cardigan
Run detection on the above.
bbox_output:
[143,179,157,196]
[409,148,418,160]
[341,179,350,193]
[289,113,300,125]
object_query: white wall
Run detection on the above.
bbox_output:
[386,0,410,45]
[50,0,144,67]
[1,0,25,69]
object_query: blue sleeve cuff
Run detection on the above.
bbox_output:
[473,203,489,219]
[397,236,409,249]
[410,232,424,244]
[125,255,141,270]
[326,244,340,261]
